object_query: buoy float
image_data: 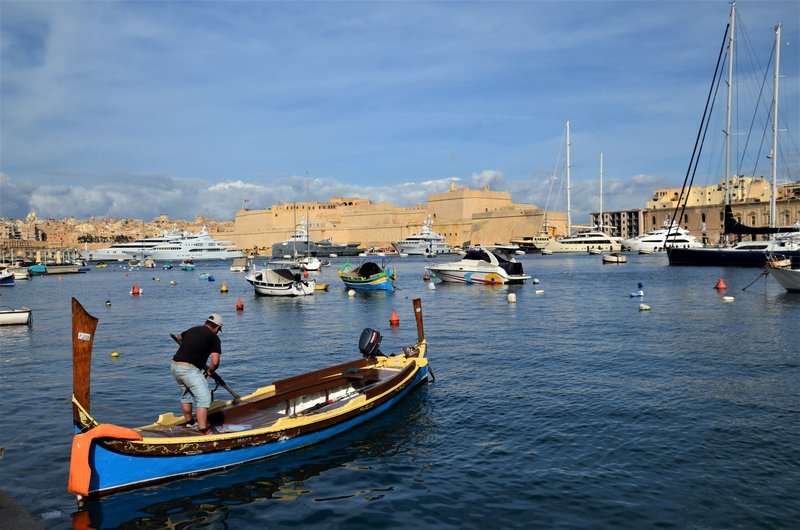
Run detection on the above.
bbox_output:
[639,304,651,311]
[220,282,228,293]
[535,289,544,294]
[236,297,244,311]
[110,351,120,358]
[533,278,540,284]
[348,289,356,297]
[169,280,177,286]
[389,309,400,326]
[715,277,727,290]
[722,296,735,303]
[303,270,309,278]
[423,273,430,282]
[130,284,141,295]
[508,293,516,304]
[105,300,111,306]
[428,282,436,290]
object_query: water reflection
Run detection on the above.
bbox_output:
[72,389,432,529]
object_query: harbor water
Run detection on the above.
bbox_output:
[0,254,798,529]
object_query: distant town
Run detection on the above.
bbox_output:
[2,178,798,264]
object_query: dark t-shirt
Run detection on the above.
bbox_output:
[172,325,221,369]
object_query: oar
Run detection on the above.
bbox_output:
[170,333,241,402]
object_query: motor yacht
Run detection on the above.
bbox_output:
[623,221,701,253]
[425,246,530,285]
[393,215,453,256]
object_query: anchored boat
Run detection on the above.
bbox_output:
[68,297,431,499]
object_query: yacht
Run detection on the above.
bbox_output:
[81,226,243,262]
[540,228,623,254]
[271,217,361,258]
[425,246,530,285]
[393,215,453,256]
[623,220,702,253]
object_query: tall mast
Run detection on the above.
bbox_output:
[724,1,735,206]
[770,24,781,231]
[599,152,604,229]
[566,120,572,235]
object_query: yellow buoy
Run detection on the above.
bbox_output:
[111,351,120,358]
[220,282,228,293]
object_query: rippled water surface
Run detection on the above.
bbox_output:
[1,254,798,529]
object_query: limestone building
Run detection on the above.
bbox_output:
[228,182,566,255]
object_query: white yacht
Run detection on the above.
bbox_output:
[393,216,453,256]
[425,246,530,285]
[81,226,243,262]
[623,221,702,253]
[540,228,624,254]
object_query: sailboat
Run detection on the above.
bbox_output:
[668,5,800,267]
[540,121,624,253]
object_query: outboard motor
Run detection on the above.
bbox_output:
[359,328,383,358]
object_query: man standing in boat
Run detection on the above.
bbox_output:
[171,314,223,435]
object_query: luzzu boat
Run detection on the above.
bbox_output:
[68,297,431,499]
[337,259,396,291]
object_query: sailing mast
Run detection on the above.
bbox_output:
[769,23,780,233]
[599,152,604,230]
[723,1,735,241]
[566,120,572,235]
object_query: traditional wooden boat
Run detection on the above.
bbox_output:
[337,260,396,291]
[68,297,431,499]
[0,306,31,326]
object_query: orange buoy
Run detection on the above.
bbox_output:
[130,284,140,295]
[236,297,244,311]
[715,277,727,290]
[423,273,430,281]
[303,270,309,278]
[389,309,400,326]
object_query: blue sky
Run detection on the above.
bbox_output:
[1,0,798,224]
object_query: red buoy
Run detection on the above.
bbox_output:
[303,270,309,278]
[423,273,430,282]
[389,309,400,326]
[715,277,727,290]
[130,284,140,296]
[236,297,244,311]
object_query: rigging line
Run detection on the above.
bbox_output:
[741,270,769,291]
[670,22,730,235]
[740,44,775,185]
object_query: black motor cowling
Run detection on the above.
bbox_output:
[359,328,382,358]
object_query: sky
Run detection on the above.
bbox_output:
[1,0,798,224]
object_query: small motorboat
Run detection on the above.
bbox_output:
[180,259,196,271]
[425,246,530,285]
[245,267,315,296]
[0,306,32,326]
[0,269,15,286]
[602,253,628,264]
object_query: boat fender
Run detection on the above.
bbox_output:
[68,424,143,497]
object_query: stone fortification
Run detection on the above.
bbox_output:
[229,182,564,254]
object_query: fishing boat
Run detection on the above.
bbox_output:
[67,297,431,499]
[180,259,196,271]
[245,267,315,296]
[229,257,247,273]
[0,306,31,325]
[337,259,396,291]
[667,8,800,266]
[425,246,530,285]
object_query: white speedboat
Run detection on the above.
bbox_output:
[81,226,243,262]
[393,215,453,256]
[623,220,702,253]
[540,228,624,254]
[245,267,315,296]
[425,246,530,285]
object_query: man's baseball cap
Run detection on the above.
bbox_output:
[207,314,224,328]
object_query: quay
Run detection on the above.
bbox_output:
[0,489,43,530]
